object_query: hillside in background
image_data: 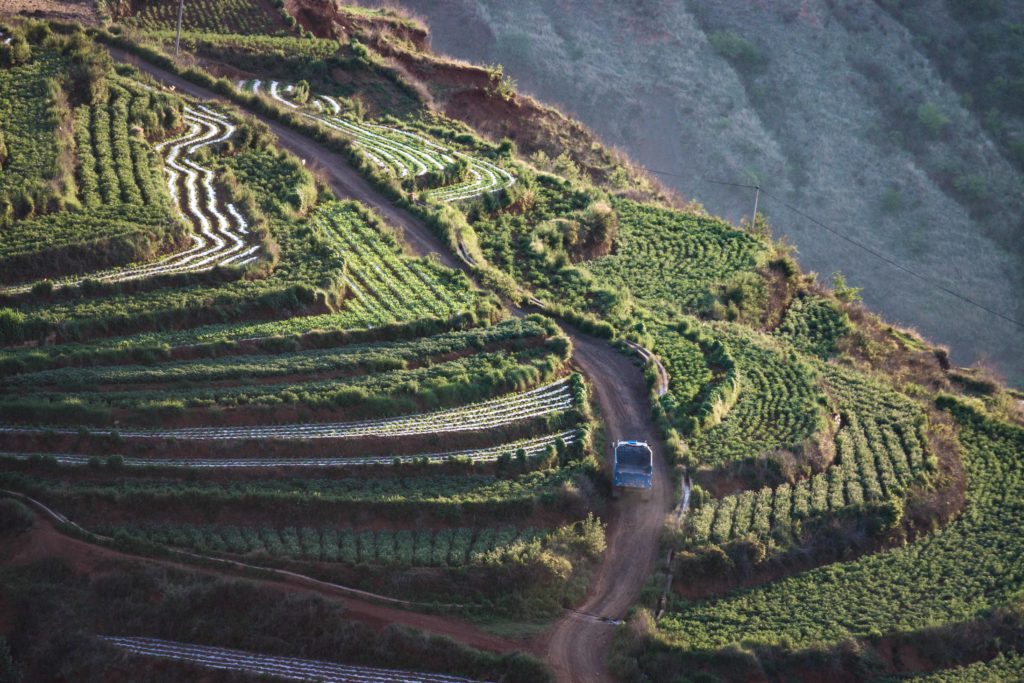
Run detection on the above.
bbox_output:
[374,0,1024,386]
[1,3,1023,682]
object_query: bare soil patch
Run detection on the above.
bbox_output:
[0,0,97,25]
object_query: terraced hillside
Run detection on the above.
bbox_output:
[0,8,1022,683]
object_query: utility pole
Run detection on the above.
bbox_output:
[751,184,761,231]
[174,0,184,57]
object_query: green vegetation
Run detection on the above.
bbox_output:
[101,522,549,568]
[2,74,185,282]
[0,317,552,389]
[774,294,852,357]
[0,342,568,425]
[680,363,933,559]
[685,324,826,468]
[887,653,1024,682]
[120,0,295,36]
[586,199,769,319]
[651,402,1023,656]
[1,464,594,520]
[0,43,70,223]
[708,31,767,73]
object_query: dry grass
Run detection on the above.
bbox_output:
[0,0,97,25]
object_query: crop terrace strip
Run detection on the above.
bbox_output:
[0,377,575,440]
[685,361,933,548]
[773,294,852,358]
[685,324,825,468]
[0,430,578,468]
[654,402,1023,658]
[584,198,769,317]
[120,0,294,36]
[100,636,490,683]
[99,522,549,567]
[0,317,550,388]
[237,79,515,202]
[1,104,259,294]
[311,203,469,324]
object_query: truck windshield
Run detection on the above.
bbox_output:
[617,445,650,467]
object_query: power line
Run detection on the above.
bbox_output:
[643,166,1023,330]
[758,189,1024,330]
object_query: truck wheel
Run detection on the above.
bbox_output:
[641,488,652,501]
[611,487,621,500]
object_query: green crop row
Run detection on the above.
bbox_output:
[653,318,741,436]
[122,0,295,36]
[312,201,476,325]
[686,363,933,552]
[0,316,554,389]
[880,653,1024,682]
[0,46,66,224]
[0,342,569,426]
[1,210,346,345]
[100,522,547,568]
[653,400,1024,655]
[585,199,769,318]
[774,294,852,358]
[0,462,595,520]
[685,323,827,468]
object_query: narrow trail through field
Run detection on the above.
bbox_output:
[1,489,517,654]
[103,48,675,683]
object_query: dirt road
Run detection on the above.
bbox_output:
[2,494,519,654]
[110,48,461,270]
[545,333,672,683]
[99,48,675,683]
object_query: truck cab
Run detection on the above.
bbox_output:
[612,440,653,498]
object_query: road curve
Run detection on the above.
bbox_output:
[105,47,674,683]
[108,47,461,270]
[545,333,672,683]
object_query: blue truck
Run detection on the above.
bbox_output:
[612,440,653,498]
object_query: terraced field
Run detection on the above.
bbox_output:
[654,403,1023,656]
[0,24,598,631]
[101,637,492,683]
[118,0,293,35]
[238,79,517,202]
[585,199,769,317]
[4,103,262,295]
[684,323,826,468]
[684,362,933,551]
[2,10,1023,683]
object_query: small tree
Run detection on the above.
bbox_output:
[832,271,863,303]
[0,308,25,345]
[917,102,950,137]
[292,79,310,104]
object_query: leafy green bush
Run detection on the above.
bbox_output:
[0,498,35,537]
[708,31,766,73]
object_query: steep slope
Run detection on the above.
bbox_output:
[373,0,1024,386]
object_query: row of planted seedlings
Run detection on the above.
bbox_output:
[0,315,573,431]
[0,368,606,616]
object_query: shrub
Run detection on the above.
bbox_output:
[917,102,950,137]
[0,499,35,538]
[0,637,20,683]
[709,32,766,72]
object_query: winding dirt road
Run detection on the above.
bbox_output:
[86,48,675,683]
